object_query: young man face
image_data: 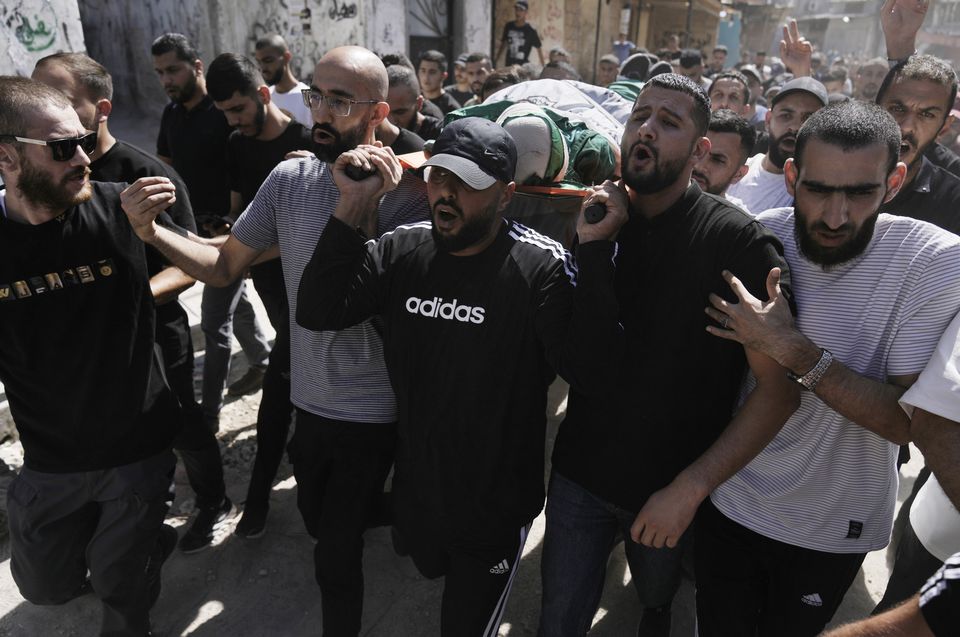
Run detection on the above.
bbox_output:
[465,61,491,95]
[878,77,952,172]
[855,62,887,101]
[254,46,287,86]
[386,84,421,131]
[710,50,727,71]
[621,85,707,194]
[785,139,903,266]
[418,60,446,95]
[214,89,267,138]
[425,166,511,254]
[153,51,200,104]
[708,78,749,115]
[693,130,748,195]
[31,62,102,132]
[765,92,824,169]
[307,58,382,163]
[597,60,619,87]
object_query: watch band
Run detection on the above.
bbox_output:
[787,348,834,391]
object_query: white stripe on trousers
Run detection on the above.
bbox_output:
[483,523,531,637]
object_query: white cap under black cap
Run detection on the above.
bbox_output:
[422,118,518,190]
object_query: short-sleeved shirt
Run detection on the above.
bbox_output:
[444,85,475,107]
[711,209,960,553]
[226,121,312,208]
[725,153,793,215]
[269,82,313,128]
[427,91,462,116]
[156,95,231,216]
[880,156,960,236]
[502,22,542,66]
[230,157,429,422]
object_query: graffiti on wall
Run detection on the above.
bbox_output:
[3,0,59,53]
[329,0,357,21]
[541,0,563,42]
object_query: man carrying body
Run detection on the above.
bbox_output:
[295,115,620,636]
[121,45,429,636]
[496,0,545,67]
[697,100,960,636]
[692,108,756,211]
[32,52,232,555]
[727,76,827,214]
[206,52,313,538]
[0,76,179,636]
[152,33,272,431]
[418,50,461,116]
[539,74,798,637]
[253,34,313,127]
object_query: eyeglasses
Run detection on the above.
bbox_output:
[2,131,97,161]
[300,89,377,117]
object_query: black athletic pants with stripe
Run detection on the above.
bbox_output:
[394,503,531,637]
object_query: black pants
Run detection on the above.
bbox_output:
[288,410,396,637]
[157,303,225,509]
[695,499,865,637]
[874,518,944,613]
[242,318,293,513]
[7,450,175,637]
[394,507,531,637]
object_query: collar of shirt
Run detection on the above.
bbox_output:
[629,180,703,231]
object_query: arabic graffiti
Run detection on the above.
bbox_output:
[329,0,357,21]
[4,1,59,53]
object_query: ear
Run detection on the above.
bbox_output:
[764,108,772,128]
[691,136,711,164]
[882,161,908,204]
[497,182,517,213]
[283,51,292,64]
[257,85,271,105]
[369,101,390,130]
[95,98,112,123]
[441,71,448,82]
[730,162,750,186]
[416,95,424,112]
[784,158,798,196]
[0,141,21,173]
[194,59,204,76]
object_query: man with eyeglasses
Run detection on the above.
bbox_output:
[121,45,428,636]
[0,76,181,636]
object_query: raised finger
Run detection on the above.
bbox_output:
[705,306,732,326]
[707,292,733,312]
[722,269,753,302]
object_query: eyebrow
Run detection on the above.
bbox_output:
[801,180,883,193]
[633,104,685,121]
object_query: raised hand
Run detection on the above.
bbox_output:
[882,0,930,60]
[779,19,813,77]
[120,176,177,242]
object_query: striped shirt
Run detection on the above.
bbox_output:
[232,156,429,422]
[712,209,960,553]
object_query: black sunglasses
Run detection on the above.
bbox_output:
[2,131,98,161]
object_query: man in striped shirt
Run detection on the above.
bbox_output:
[120,46,428,637]
[699,100,960,636]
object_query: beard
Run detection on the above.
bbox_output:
[794,201,879,268]
[168,73,198,105]
[248,101,266,137]
[311,120,368,163]
[691,169,727,195]
[621,140,691,194]
[264,66,283,86]
[18,156,93,212]
[430,196,500,253]
[767,129,796,170]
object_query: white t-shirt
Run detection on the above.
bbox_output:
[900,311,960,562]
[725,153,793,215]
[270,82,313,128]
[712,209,960,553]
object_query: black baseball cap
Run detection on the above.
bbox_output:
[422,118,518,189]
[771,76,828,108]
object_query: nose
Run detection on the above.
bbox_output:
[822,192,850,230]
[72,144,92,167]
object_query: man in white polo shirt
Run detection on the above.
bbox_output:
[697,100,960,636]
[253,34,312,127]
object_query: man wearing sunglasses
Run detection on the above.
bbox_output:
[121,45,428,636]
[0,76,181,636]
[31,51,233,559]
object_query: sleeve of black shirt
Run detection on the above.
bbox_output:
[296,216,387,331]
[530,25,542,49]
[723,219,795,314]
[157,107,171,158]
[536,239,624,397]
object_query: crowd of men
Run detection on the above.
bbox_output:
[0,0,959,635]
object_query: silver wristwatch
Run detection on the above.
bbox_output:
[787,348,834,391]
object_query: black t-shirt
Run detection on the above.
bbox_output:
[427,91,462,116]
[419,98,444,121]
[226,120,313,208]
[924,142,960,179]
[390,127,426,155]
[157,95,231,216]
[414,115,443,143]
[297,217,621,537]
[444,86,475,108]
[502,22,542,65]
[551,184,792,512]
[880,157,960,235]
[0,182,180,472]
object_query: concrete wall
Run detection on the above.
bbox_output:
[1,0,86,76]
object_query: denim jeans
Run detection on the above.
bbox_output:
[539,472,689,637]
[200,278,271,424]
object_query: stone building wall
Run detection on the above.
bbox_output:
[1,0,86,77]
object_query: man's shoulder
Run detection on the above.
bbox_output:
[875,213,960,254]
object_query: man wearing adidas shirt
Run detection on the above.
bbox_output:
[699,101,960,636]
[296,117,621,636]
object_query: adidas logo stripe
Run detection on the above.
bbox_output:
[489,559,510,575]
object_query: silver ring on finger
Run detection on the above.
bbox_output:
[722,317,729,329]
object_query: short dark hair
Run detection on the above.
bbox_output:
[794,101,901,175]
[708,109,756,162]
[418,50,447,74]
[679,49,703,69]
[481,68,521,101]
[0,76,72,148]
[387,63,421,94]
[709,70,749,103]
[35,52,113,101]
[540,60,581,81]
[381,52,415,71]
[642,73,711,136]
[206,53,262,102]
[876,54,959,122]
[254,34,288,54]
[712,45,728,55]
[599,54,620,66]
[150,33,199,63]
[465,52,492,70]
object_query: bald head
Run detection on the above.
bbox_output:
[315,46,388,101]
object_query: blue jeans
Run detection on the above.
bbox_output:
[539,472,688,637]
[200,279,271,424]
